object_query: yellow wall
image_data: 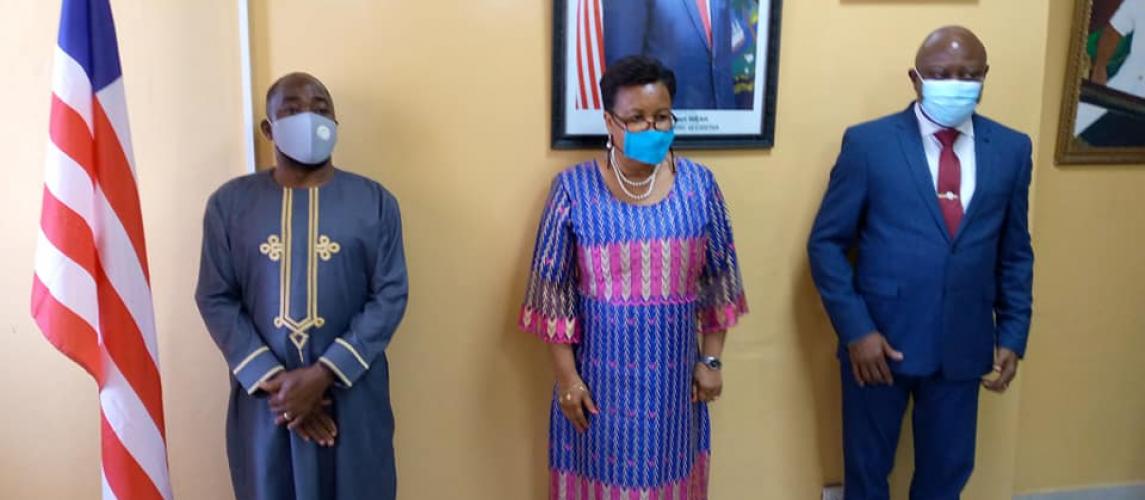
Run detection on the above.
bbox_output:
[1013,0,1145,494]
[0,0,1139,499]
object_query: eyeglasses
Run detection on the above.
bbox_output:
[609,111,678,132]
[915,67,987,81]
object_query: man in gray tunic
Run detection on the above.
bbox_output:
[196,72,408,500]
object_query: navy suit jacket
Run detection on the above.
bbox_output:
[808,105,1035,380]
[604,0,736,109]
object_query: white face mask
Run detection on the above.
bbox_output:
[271,112,338,166]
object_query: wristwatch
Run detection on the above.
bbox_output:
[699,355,722,371]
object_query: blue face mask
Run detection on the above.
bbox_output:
[917,72,983,128]
[622,129,675,165]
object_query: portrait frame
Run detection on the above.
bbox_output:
[1057,0,1145,164]
[551,0,784,150]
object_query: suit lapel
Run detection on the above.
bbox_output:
[680,0,712,51]
[896,108,951,243]
[954,115,995,244]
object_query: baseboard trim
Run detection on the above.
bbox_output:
[1016,483,1145,500]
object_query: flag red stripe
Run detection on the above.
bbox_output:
[583,0,602,109]
[92,99,151,283]
[592,0,606,93]
[575,0,589,110]
[100,414,165,500]
[49,95,95,179]
[95,268,167,436]
[40,188,99,277]
[31,277,102,383]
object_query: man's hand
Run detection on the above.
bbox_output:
[260,364,334,424]
[275,398,332,426]
[847,332,904,387]
[982,347,1019,393]
[291,408,338,447]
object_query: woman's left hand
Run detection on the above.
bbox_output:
[692,363,723,403]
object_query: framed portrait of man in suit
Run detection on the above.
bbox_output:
[1057,0,1145,164]
[551,0,784,149]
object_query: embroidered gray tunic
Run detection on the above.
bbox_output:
[195,168,408,500]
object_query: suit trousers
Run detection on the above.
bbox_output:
[841,360,980,500]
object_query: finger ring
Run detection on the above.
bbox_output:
[282,412,291,420]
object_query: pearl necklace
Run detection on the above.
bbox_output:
[609,148,661,201]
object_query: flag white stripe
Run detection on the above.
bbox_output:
[51,48,93,134]
[100,469,119,500]
[577,0,594,109]
[100,351,172,500]
[44,143,97,227]
[594,0,605,97]
[574,0,585,110]
[34,230,100,329]
[587,0,603,108]
[91,186,160,364]
[95,80,137,177]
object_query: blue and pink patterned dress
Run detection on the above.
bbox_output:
[520,158,747,499]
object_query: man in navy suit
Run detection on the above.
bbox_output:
[808,26,1034,499]
[604,0,736,109]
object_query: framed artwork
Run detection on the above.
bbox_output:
[551,0,784,149]
[1058,0,1145,164]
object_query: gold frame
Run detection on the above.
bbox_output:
[1056,0,1145,165]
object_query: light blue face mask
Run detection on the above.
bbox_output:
[271,111,338,166]
[622,129,675,165]
[917,71,983,128]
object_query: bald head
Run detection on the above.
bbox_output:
[913,26,989,80]
[265,72,335,120]
[910,26,989,101]
[916,25,989,69]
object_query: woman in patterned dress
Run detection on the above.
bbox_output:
[520,56,747,499]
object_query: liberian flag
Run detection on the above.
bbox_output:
[31,1,173,499]
[574,0,605,110]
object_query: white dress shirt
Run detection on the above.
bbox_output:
[914,102,976,212]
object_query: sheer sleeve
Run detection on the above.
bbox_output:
[697,175,748,333]
[520,178,581,344]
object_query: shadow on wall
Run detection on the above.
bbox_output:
[792,256,846,485]
[486,183,553,499]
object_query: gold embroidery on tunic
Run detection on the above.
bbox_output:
[316,235,341,261]
[259,235,284,262]
[263,187,340,362]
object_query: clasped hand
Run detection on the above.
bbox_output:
[259,364,338,447]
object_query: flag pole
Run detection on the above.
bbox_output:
[238,0,256,173]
